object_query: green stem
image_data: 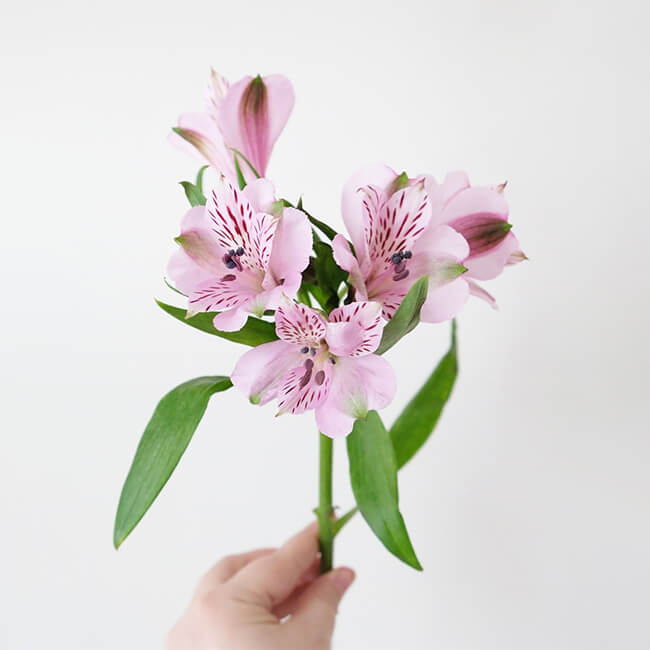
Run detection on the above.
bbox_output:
[317,432,334,573]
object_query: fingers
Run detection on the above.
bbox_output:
[272,555,321,619]
[229,521,320,608]
[195,547,276,595]
[289,567,355,639]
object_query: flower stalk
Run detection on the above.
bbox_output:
[317,432,334,573]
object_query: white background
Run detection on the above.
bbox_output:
[1,1,648,648]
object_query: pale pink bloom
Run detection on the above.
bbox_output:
[332,163,469,321]
[422,172,526,314]
[170,70,294,182]
[231,300,396,438]
[167,178,311,331]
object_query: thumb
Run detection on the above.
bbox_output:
[290,568,355,640]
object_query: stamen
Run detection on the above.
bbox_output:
[299,367,312,389]
[393,261,406,274]
[329,356,336,365]
[390,253,402,265]
[310,347,316,356]
[315,370,325,385]
[236,247,245,256]
[403,250,412,259]
[301,346,309,354]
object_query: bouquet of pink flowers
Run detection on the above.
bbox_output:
[114,71,526,573]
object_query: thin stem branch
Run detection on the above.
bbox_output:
[317,432,334,573]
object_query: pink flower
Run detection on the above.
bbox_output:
[170,70,295,182]
[167,178,312,331]
[422,172,527,315]
[231,300,396,438]
[332,164,470,321]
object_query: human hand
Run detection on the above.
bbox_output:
[166,522,355,650]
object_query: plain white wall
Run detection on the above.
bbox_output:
[1,0,648,648]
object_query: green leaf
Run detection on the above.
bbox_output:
[233,154,247,190]
[347,411,422,570]
[231,148,261,179]
[376,276,429,355]
[113,376,232,548]
[179,181,206,207]
[311,241,347,312]
[390,320,458,469]
[279,197,339,241]
[156,300,277,346]
[179,165,209,206]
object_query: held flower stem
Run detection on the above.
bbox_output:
[317,432,334,573]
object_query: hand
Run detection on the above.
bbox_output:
[166,522,355,650]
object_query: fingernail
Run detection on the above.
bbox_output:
[333,568,355,594]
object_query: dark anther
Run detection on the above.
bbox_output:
[310,347,316,356]
[390,252,402,265]
[225,259,237,269]
[393,261,406,274]
[301,346,309,354]
[236,247,244,256]
[329,356,336,365]
[228,249,235,256]
[403,250,412,259]
[315,370,325,385]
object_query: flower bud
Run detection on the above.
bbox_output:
[448,215,512,257]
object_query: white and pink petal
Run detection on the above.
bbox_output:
[275,301,327,347]
[326,301,383,357]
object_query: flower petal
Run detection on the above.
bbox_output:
[218,74,294,177]
[464,232,521,281]
[441,185,509,224]
[326,301,383,357]
[275,301,327,347]
[231,340,302,405]
[331,234,368,300]
[419,277,470,323]
[315,355,396,438]
[169,112,235,179]
[277,360,332,415]
[206,180,276,273]
[265,207,312,297]
[212,306,250,332]
[243,178,276,214]
[187,270,261,314]
[166,247,213,295]
[467,279,498,310]
[341,163,398,263]
[365,183,432,266]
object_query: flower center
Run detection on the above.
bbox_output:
[223,247,245,271]
[390,249,412,281]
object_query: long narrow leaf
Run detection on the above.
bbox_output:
[156,300,277,346]
[390,320,458,468]
[376,277,429,355]
[114,376,232,548]
[347,411,422,570]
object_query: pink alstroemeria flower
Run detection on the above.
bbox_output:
[422,172,527,313]
[167,178,312,331]
[170,70,294,182]
[332,164,470,321]
[231,300,396,438]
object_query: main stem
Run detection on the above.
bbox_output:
[317,432,334,573]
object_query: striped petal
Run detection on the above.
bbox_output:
[277,359,333,415]
[206,181,276,273]
[326,301,383,357]
[275,301,327,347]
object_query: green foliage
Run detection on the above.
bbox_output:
[390,321,458,468]
[376,277,429,355]
[179,165,208,206]
[306,241,348,312]
[156,300,277,346]
[346,411,422,570]
[114,376,232,548]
